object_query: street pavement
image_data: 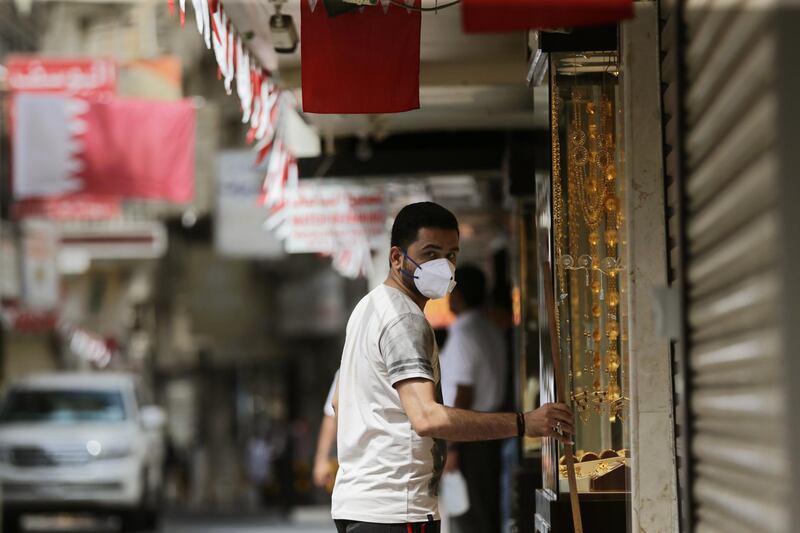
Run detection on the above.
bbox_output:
[163,510,336,533]
[20,507,337,533]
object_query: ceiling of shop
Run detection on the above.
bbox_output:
[221,0,547,138]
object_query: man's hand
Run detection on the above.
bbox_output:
[313,457,333,489]
[524,403,575,442]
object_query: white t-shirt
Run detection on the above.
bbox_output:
[332,284,446,524]
[323,370,339,417]
[440,309,507,412]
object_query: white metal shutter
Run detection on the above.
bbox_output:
[682,2,790,532]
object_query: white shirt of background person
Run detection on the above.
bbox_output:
[440,309,507,412]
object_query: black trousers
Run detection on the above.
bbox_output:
[334,520,441,533]
[451,440,502,533]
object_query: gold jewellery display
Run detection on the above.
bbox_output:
[551,54,629,426]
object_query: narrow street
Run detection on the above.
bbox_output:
[163,515,335,533]
[21,508,336,533]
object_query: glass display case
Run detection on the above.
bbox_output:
[535,49,630,533]
[512,198,542,457]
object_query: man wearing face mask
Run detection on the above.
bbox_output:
[331,202,574,533]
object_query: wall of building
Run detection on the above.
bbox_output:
[621,3,680,532]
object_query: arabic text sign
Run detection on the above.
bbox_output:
[6,56,117,95]
[283,183,387,254]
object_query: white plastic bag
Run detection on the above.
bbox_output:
[440,471,470,517]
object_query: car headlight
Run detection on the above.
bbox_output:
[86,440,133,460]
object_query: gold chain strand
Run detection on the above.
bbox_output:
[566,89,588,419]
[575,97,608,230]
[550,64,566,369]
[601,85,623,423]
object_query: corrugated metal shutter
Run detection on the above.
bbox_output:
[681,2,790,532]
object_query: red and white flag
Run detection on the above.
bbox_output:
[300,0,422,114]
[13,94,196,203]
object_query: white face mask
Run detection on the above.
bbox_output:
[402,252,457,300]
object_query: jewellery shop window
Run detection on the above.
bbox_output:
[549,51,630,498]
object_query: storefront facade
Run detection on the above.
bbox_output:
[519,1,800,532]
[659,0,799,530]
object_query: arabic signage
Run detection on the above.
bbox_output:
[277,181,387,254]
[6,57,120,220]
[6,56,117,95]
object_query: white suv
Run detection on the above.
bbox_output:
[0,373,165,532]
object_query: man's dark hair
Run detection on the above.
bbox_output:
[390,202,459,250]
[454,265,487,309]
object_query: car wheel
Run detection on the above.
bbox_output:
[2,510,21,533]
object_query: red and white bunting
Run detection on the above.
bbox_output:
[224,20,235,94]
[235,37,252,123]
[191,0,211,49]
[173,0,299,207]
[255,84,278,142]
[191,0,202,33]
[263,199,291,240]
[331,236,372,279]
[261,140,298,208]
[210,6,228,82]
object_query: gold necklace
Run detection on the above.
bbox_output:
[599,87,623,423]
[571,95,608,230]
[550,66,567,385]
[566,88,590,421]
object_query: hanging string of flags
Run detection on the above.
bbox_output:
[169,0,298,208]
[170,0,404,279]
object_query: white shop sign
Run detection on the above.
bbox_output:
[280,182,387,254]
[216,151,285,259]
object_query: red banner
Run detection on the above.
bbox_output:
[6,57,122,220]
[300,0,422,114]
[461,0,633,33]
[13,95,195,204]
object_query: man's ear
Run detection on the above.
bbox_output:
[389,246,404,271]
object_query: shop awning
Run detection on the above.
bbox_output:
[461,0,633,33]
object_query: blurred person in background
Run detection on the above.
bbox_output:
[440,265,507,533]
[331,202,573,533]
[313,371,339,493]
[487,249,520,533]
[246,421,275,508]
